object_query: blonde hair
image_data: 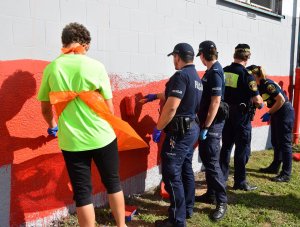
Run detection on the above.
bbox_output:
[250,66,267,80]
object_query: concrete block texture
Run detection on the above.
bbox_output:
[30,0,60,21]
[87,0,110,29]
[0,0,30,17]
[0,0,295,76]
[60,0,87,25]
[0,165,11,227]
[13,19,45,48]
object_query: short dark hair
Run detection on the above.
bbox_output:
[234,44,251,61]
[202,48,218,61]
[179,54,194,63]
[61,22,91,47]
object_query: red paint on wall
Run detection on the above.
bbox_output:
[0,60,293,225]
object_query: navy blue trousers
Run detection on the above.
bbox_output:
[220,107,252,186]
[161,122,199,227]
[198,121,227,204]
[270,102,295,176]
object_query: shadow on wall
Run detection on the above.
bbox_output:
[0,63,74,226]
[119,92,160,194]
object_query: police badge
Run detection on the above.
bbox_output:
[249,81,258,91]
[267,84,276,93]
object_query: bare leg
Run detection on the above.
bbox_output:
[108,191,126,227]
[76,204,95,227]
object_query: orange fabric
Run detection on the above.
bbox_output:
[61,45,86,54]
[49,91,148,151]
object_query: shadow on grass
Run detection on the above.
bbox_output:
[228,191,300,219]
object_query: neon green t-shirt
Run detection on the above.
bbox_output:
[37,54,116,151]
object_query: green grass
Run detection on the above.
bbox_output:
[57,150,300,227]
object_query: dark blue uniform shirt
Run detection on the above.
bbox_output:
[223,63,259,105]
[198,61,224,123]
[165,64,203,118]
[258,79,288,108]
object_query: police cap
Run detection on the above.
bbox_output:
[167,43,194,58]
[235,44,251,52]
[246,65,259,72]
[196,40,216,57]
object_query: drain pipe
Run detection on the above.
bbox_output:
[294,68,300,144]
[292,0,300,144]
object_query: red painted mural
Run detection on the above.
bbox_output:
[0,60,293,226]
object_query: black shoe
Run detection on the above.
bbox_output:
[271,174,290,182]
[195,193,216,204]
[186,213,193,219]
[259,165,280,174]
[155,218,175,227]
[233,182,258,191]
[211,203,227,221]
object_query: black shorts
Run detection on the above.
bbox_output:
[62,138,122,207]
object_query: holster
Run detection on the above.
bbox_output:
[216,101,229,121]
[239,102,256,121]
[164,116,195,137]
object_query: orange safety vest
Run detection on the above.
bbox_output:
[49,90,148,151]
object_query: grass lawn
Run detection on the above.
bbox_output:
[58,149,300,227]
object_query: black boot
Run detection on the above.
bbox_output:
[211,203,227,221]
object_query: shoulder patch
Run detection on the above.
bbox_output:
[267,84,276,93]
[247,70,253,75]
[248,81,258,91]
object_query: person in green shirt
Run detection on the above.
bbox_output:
[37,22,126,227]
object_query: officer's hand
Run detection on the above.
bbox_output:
[47,126,58,137]
[140,94,157,104]
[152,127,162,143]
[257,102,264,110]
[199,129,208,141]
[260,112,271,122]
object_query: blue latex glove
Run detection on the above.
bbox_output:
[257,102,264,110]
[144,94,158,103]
[199,128,208,141]
[261,112,271,122]
[47,126,58,137]
[152,127,162,143]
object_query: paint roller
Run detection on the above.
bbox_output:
[124,95,135,117]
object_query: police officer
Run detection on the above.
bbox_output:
[141,43,202,227]
[247,65,295,182]
[195,40,228,221]
[219,44,264,191]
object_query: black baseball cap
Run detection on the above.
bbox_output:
[167,43,194,57]
[196,40,216,57]
[235,44,251,52]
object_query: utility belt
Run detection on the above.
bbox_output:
[164,116,198,137]
[230,102,256,121]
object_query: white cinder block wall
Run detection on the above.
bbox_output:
[0,0,295,77]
